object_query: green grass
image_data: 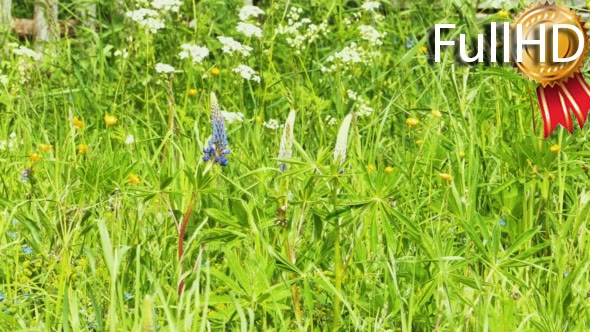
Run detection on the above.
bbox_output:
[1,0,590,330]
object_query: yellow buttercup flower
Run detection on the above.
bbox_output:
[550,144,561,152]
[385,166,394,174]
[129,173,141,185]
[211,67,220,76]
[439,173,453,182]
[39,144,52,152]
[367,164,376,173]
[188,88,197,97]
[459,151,466,158]
[497,9,510,19]
[29,152,42,162]
[416,140,424,146]
[73,116,84,129]
[78,144,88,154]
[104,114,118,126]
[431,109,442,118]
[419,45,428,54]
[406,117,419,127]
[256,115,263,123]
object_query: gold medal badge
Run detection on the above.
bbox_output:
[512,3,590,137]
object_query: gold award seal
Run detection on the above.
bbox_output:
[512,3,589,87]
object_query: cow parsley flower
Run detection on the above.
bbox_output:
[203,92,230,166]
[232,65,260,82]
[126,9,165,33]
[178,44,209,63]
[221,111,245,124]
[0,75,8,85]
[12,46,41,60]
[217,36,253,56]
[361,1,381,11]
[151,0,182,12]
[114,49,129,58]
[237,22,262,38]
[323,42,379,72]
[239,5,264,21]
[263,119,281,130]
[155,63,175,73]
[277,7,328,53]
[358,25,386,46]
[125,135,135,145]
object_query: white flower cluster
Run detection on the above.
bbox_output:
[361,1,381,11]
[155,63,175,73]
[125,134,135,145]
[237,22,262,38]
[114,49,129,58]
[126,9,165,33]
[358,25,386,46]
[347,90,374,117]
[277,7,329,54]
[178,44,209,64]
[322,42,379,72]
[151,0,182,12]
[0,132,20,151]
[239,5,264,21]
[263,119,282,130]
[232,65,260,83]
[221,111,245,124]
[12,45,41,60]
[325,115,337,126]
[217,36,253,56]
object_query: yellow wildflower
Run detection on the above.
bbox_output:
[367,164,376,173]
[256,115,263,123]
[419,45,428,54]
[211,67,220,76]
[406,117,419,127]
[29,153,42,162]
[497,9,510,19]
[73,116,84,129]
[129,173,141,185]
[39,144,52,152]
[104,114,118,126]
[385,166,394,174]
[78,144,88,154]
[431,109,442,118]
[188,88,197,97]
[439,173,453,182]
[459,151,466,158]
[550,144,561,152]
[416,140,424,146]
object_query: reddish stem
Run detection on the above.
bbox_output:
[178,192,197,296]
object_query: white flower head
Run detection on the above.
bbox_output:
[359,25,386,46]
[237,22,262,38]
[0,75,8,85]
[178,44,209,64]
[12,46,41,60]
[151,0,182,12]
[221,111,245,124]
[361,1,381,11]
[217,36,253,56]
[125,135,135,145]
[126,9,165,33]
[239,5,264,21]
[232,65,260,83]
[334,114,352,165]
[155,63,175,73]
[263,119,281,130]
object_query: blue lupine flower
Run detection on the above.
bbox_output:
[203,92,230,166]
[7,231,17,239]
[499,218,506,227]
[0,292,4,301]
[124,292,134,300]
[21,169,31,183]
[406,36,417,49]
[21,245,33,254]
[462,237,467,243]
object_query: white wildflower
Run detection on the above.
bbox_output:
[357,104,374,117]
[361,1,381,11]
[12,46,41,60]
[217,36,253,56]
[151,0,182,12]
[277,7,328,53]
[278,110,296,171]
[221,111,245,124]
[263,119,281,130]
[359,25,386,46]
[0,75,8,85]
[125,135,135,145]
[155,63,175,73]
[114,49,129,58]
[232,65,260,83]
[325,115,337,126]
[347,90,358,100]
[126,9,165,33]
[334,114,352,165]
[178,44,209,63]
[237,22,262,38]
[325,42,379,72]
[239,5,264,21]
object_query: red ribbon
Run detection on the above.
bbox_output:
[536,73,590,138]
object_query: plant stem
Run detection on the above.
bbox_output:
[178,192,197,296]
[332,178,342,330]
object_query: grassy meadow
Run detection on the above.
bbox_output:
[1,0,590,330]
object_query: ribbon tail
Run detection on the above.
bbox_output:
[558,73,590,130]
[536,85,574,138]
